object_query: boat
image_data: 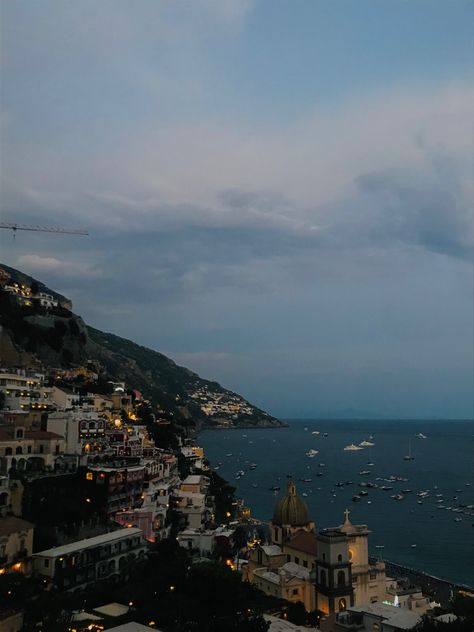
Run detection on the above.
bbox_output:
[416,433,427,439]
[306,449,319,458]
[393,494,404,501]
[359,490,369,496]
[359,470,371,475]
[454,517,462,522]
[312,431,320,435]
[367,462,375,466]
[225,453,233,457]
[270,485,280,492]
[403,440,415,461]
[359,440,375,447]
[299,478,312,483]
[249,463,258,470]
[381,486,393,491]
[352,495,361,502]
[302,492,308,497]
[323,433,328,437]
[344,444,363,451]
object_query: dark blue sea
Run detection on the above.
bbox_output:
[200,419,474,587]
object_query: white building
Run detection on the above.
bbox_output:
[33,527,146,590]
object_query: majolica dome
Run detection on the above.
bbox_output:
[272,480,310,526]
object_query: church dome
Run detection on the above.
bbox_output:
[272,480,310,526]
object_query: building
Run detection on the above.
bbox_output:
[270,480,316,546]
[247,481,389,616]
[82,463,146,519]
[0,516,34,575]
[33,527,146,590]
[0,426,66,474]
[329,602,421,631]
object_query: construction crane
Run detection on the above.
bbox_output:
[0,222,88,236]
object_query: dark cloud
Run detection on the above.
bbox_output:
[356,168,472,259]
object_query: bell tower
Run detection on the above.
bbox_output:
[314,517,354,616]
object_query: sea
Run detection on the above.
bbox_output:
[200,419,474,588]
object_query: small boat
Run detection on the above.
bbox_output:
[302,492,308,497]
[359,470,371,475]
[393,494,404,501]
[359,490,369,496]
[249,463,258,470]
[416,433,427,439]
[312,431,320,435]
[299,478,312,483]
[344,444,363,451]
[381,486,393,491]
[411,544,417,548]
[352,495,361,502]
[402,489,413,494]
[323,433,328,437]
[226,453,233,457]
[367,462,375,466]
[251,483,258,488]
[270,485,280,492]
[359,440,375,447]
[454,517,462,522]
[306,449,319,458]
[318,463,325,467]
[404,440,415,461]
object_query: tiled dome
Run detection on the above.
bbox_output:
[272,480,310,526]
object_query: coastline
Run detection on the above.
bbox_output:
[370,556,474,606]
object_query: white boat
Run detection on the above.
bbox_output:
[312,431,320,435]
[306,449,319,458]
[344,444,363,451]
[359,440,375,447]
[403,440,415,461]
[416,433,427,439]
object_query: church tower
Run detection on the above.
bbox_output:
[314,510,354,615]
[270,480,315,546]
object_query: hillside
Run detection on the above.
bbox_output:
[0,263,283,429]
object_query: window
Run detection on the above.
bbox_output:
[39,445,44,454]
[295,557,299,564]
[286,555,290,562]
[303,560,308,568]
[338,598,347,612]
[27,446,32,454]
[320,570,327,586]
[352,576,358,584]
[16,429,24,439]
[370,572,377,580]
[337,570,346,587]
[86,472,94,481]
[55,445,60,454]
[44,559,50,568]
[322,553,326,561]
[292,588,299,595]
[5,447,12,456]
[338,554,343,562]
[15,447,22,455]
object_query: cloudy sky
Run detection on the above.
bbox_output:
[1,1,472,419]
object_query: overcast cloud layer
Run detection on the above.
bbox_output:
[1,1,473,418]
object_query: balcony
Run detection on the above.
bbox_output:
[15,549,28,561]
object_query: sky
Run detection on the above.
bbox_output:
[1,0,473,419]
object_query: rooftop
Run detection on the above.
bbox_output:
[33,528,143,558]
[347,602,421,629]
[0,516,34,537]
[285,530,317,556]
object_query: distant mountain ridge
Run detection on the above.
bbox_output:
[0,263,283,430]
